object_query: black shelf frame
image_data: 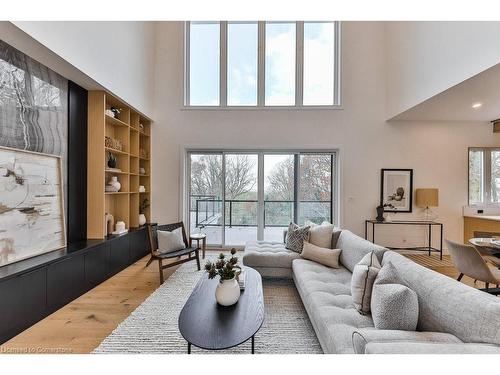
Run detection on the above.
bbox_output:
[365,220,443,260]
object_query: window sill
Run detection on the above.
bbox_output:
[181,105,344,111]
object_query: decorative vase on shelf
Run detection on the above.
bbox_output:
[138,213,147,226]
[108,176,121,192]
[107,152,117,169]
[215,278,241,306]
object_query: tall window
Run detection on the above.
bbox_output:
[468,147,500,204]
[185,21,341,108]
[188,22,220,106]
[187,150,337,246]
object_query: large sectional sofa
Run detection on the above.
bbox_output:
[242,229,500,354]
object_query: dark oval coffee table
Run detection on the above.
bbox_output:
[178,266,264,354]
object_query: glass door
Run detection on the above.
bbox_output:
[188,153,223,246]
[187,150,336,246]
[263,154,295,241]
[298,154,333,225]
[224,153,259,246]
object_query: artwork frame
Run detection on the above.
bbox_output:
[380,169,413,213]
[0,146,66,267]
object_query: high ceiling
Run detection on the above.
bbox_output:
[391,62,500,123]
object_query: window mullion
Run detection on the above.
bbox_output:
[220,21,228,107]
[334,21,341,106]
[184,22,191,106]
[296,21,304,107]
[258,21,265,107]
[485,150,493,203]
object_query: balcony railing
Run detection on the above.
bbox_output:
[190,196,331,228]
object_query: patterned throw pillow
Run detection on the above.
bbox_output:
[285,223,310,253]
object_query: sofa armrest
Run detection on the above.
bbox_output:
[364,341,500,354]
[352,328,461,354]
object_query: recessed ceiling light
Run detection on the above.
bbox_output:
[472,102,483,109]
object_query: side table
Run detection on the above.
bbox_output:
[190,233,207,259]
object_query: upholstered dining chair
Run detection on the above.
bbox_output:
[146,222,201,284]
[445,239,500,294]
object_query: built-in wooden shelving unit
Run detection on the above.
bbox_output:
[87,91,152,239]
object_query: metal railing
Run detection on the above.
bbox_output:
[191,196,331,228]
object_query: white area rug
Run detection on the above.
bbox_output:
[93,258,322,354]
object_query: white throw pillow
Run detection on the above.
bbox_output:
[157,228,185,254]
[301,241,341,268]
[351,251,381,314]
[304,220,335,248]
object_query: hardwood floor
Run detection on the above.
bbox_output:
[0,251,495,354]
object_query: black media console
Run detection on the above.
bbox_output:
[0,227,149,344]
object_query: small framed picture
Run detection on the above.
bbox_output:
[380,169,413,213]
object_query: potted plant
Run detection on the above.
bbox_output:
[205,249,241,306]
[139,198,150,226]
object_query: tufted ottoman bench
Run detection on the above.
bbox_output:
[242,241,300,278]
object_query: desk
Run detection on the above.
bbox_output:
[365,220,443,260]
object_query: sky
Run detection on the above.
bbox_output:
[189,22,335,106]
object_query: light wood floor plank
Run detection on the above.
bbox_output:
[0,251,496,353]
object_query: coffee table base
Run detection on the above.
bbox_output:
[187,335,255,354]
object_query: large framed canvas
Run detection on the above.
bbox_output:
[380,169,413,213]
[0,146,65,266]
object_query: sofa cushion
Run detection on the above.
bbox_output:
[301,241,341,268]
[292,258,374,353]
[371,262,419,331]
[352,328,462,354]
[351,251,381,314]
[243,241,300,269]
[382,251,500,345]
[337,230,386,272]
[285,223,310,253]
[364,341,500,354]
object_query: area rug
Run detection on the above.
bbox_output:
[93,258,322,354]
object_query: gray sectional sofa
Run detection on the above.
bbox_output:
[242,229,500,354]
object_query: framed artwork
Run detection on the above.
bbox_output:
[380,169,413,213]
[0,146,66,267]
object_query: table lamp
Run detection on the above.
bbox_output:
[416,188,439,221]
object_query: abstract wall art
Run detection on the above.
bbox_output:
[0,146,65,266]
[0,39,68,202]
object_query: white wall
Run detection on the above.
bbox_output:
[12,21,156,117]
[152,21,500,250]
[386,21,500,120]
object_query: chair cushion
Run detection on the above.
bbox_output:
[243,241,300,269]
[352,328,462,354]
[157,228,185,254]
[351,251,381,314]
[301,241,341,268]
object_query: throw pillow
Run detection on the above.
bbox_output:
[285,223,310,253]
[304,220,342,249]
[351,251,381,314]
[304,221,335,248]
[301,241,341,268]
[370,262,419,331]
[157,228,186,254]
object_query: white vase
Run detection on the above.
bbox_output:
[138,213,146,226]
[215,278,240,306]
[108,176,121,192]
